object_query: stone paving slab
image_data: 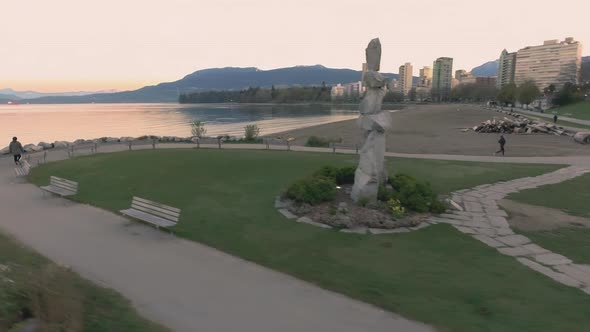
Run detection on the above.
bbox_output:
[516,258,582,288]
[472,235,506,248]
[452,225,478,235]
[297,217,332,229]
[555,265,590,285]
[496,234,531,247]
[279,209,298,220]
[498,246,533,257]
[369,227,410,234]
[533,253,572,266]
[521,244,549,255]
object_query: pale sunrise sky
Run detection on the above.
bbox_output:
[1,0,588,92]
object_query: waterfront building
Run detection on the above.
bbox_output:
[497,49,517,89]
[398,62,413,96]
[432,57,453,101]
[514,38,582,89]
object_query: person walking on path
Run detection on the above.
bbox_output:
[9,137,24,165]
[494,135,506,156]
[554,114,558,124]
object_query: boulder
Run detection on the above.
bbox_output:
[105,137,119,143]
[32,145,44,152]
[23,144,36,151]
[574,132,590,144]
[38,142,53,149]
[53,141,69,149]
[0,146,9,155]
[74,139,86,145]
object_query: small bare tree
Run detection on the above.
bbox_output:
[191,121,207,138]
[244,124,260,142]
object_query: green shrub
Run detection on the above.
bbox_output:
[336,166,356,185]
[430,199,448,214]
[357,197,370,207]
[378,184,394,202]
[286,176,337,205]
[305,136,341,147]
[314,165,356,185]
[390,173,441,213]
[305,136,330,147]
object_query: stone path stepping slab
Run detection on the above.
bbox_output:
[448,165,590,295]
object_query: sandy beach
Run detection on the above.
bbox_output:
[276,104,590,157]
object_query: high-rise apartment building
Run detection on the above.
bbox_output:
[419,66,433,87]
[497,49,516,89]
[398,62,413,96]
[432,57,453,101]
[514,38,582,89]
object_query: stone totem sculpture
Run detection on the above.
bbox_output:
[351,38,391,202]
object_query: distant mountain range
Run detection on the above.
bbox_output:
[5,57,589,104]
[470,56,590,78]
[17,65,404,104]
[0,88,119,100]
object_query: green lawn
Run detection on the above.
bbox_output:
[509,173,590,218]
[519,228,590,265]
[550,102,590,121]
[508,173,590,265]
[0,232,167,332]
[29,149,590,332]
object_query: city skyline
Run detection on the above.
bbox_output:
[2,0,588,92]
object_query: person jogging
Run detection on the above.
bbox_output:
[494,135,506,156]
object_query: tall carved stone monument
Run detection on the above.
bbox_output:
[351,38,391,202]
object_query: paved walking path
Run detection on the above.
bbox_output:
[2,143,590,331]
[514,108,590,127]
[429,165,590,296]
[0,147,434,331]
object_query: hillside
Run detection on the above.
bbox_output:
[24,65,401,104]
[471,60,499,77]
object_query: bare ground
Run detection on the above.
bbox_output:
[276,104,590,157]
[499,199,590,231]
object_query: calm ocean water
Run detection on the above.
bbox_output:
[0,103,361,145]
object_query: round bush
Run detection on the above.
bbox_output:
[286,176,337,205]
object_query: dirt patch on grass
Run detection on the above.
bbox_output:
[499,199,590,231]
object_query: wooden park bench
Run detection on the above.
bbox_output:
[195,137,222,149]
[15,160,31,177]
[120,196,180,230]
[41,176,78,197]
[263,137,292,150]
[329,142,359,154]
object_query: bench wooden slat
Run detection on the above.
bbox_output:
[42,176,78,197]
[133,197,181,213]
[130,203,179,222]
[15,160,31,177]
[131,200,180,219]
[120,209,177,228]
[50,176,78,187]
[120,197,181,229]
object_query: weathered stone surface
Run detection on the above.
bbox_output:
[473,235,506,248]
[521,243,549,255]
[340,228,368,234]
[496,228,514,236]
[409,222,431,231]
[297,217,332,228]
[517,258,582,288]
[452,225,478,235]
[534,253,572,266]
[555,264,590,285]
[488,216,509,228]
[448,199,464,211]
[584,287,590,295]
[497,246,533,257]
[496,234,531,247]
[369,227,410,234]
[472,227,498,237]
[351,38,389,203]
[274,197,288,209]
[278,209,297,220]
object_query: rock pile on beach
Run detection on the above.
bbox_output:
[0,135,196,155]
[473,114,575,137]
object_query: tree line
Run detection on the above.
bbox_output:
[179,86,331,104]
[451,81,589,107]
